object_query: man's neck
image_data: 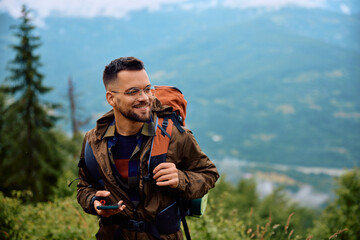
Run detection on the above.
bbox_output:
[114,112,144,136]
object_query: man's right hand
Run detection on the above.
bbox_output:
[94,190,126,218]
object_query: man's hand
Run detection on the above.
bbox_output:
[153,162,179,188]
[94,191,126,218]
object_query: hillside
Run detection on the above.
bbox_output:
[0,6,359,193]
[141,9,360,169]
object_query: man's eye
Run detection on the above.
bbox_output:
[144,87,152,93]
[126,89,140,95]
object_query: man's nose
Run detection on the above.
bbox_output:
[137,90,150,101]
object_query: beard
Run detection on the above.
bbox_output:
[118,102,151,122]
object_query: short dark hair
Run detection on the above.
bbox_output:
[103,57,145,88]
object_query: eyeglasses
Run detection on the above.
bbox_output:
[111,85,153,97]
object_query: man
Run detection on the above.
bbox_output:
[77,57,219,239]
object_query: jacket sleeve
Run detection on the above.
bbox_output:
[169,128,220,200]
[76,132,99,215]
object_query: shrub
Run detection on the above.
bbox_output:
[0,193,98,240]
[0,192,22,239]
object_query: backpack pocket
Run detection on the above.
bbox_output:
[155,201,181,234]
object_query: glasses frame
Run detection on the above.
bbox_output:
[110,85,153,97]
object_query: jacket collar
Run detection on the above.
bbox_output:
[94,109,157,140]
[102,117,156,139]
[94,97,169,140]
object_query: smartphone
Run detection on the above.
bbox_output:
[97,204,120,210]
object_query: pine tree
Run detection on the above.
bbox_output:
[0,5,64,202]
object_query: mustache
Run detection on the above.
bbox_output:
[133,101,150,108]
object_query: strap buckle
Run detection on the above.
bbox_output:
[143,174,154,182]
[162,118,169,127]
[128,220,146,232]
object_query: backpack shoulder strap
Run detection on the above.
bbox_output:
[146,116,173,180]
[169,113,185,133]
[148,116,192,240]
[84,140,104,187]
[152,116,173,155]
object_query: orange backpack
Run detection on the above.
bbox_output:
[151,86,206,216]
[147,86,187,165]
[150,86,204,240]
[152,85,187,125]
[147,86,187,179]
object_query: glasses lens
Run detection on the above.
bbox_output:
[144,87,152,95]
[123,86,153,96]
[125,88,140,96]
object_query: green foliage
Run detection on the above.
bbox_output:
[0,192,98,240]
[1,171,356,239]
[0,5,66,202]
[187,202,248,239]
[309,167,360,240]
[0,192,22,239]
[51,131,83,200]
[186,177,317,239]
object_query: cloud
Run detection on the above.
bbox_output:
[0,0,332,27]
[0,0,330,21]
[275,104,295,115]
[340,4,350,15]
[251,133,276,142]
[0,0,187,22]
[179,0,219,11]
[333,111,360,119]
[222,0,327,9]
[257,180,275,198]
[257,180,329,207]
[207,132,223,142]
[289,184,329,207]
[211,134,223,142]
[149,70,177,82]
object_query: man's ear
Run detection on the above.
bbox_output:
[106,91,116,107]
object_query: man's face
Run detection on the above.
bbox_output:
[108,69,153,122]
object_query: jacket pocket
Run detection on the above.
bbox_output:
[155,201,181,234]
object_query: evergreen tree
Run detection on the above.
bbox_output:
[0,5,64,202]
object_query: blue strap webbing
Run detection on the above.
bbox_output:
[84,141,104,186]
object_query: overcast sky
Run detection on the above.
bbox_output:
[0,0,352,21]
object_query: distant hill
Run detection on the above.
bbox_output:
[142,8,360,169]
[0,6,359,171]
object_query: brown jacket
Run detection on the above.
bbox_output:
[77,100,219,239]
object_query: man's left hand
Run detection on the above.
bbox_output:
[153,162,179,188]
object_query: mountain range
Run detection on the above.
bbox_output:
[0,4,359,200]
